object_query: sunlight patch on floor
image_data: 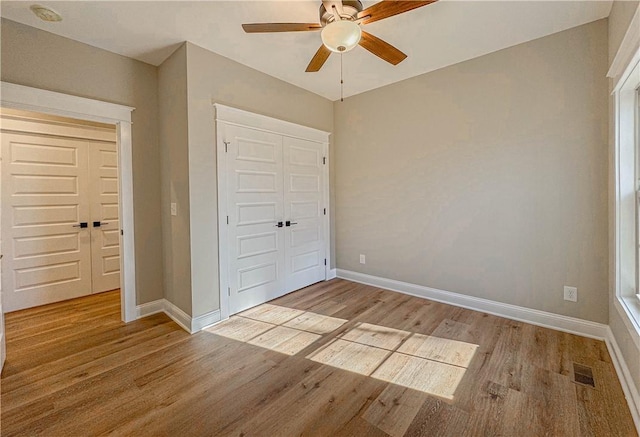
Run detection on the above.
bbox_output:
[307,338,390,375]
[398,332,477,368]
[283,311,348,334]
[205,304,478,399]
[248,326,321,355]
[205,316,274,342]
[205,304,347,356]
[239,304,305,325]
[340,322,411,350]
[307,321,478,400]
[372,352,466,399]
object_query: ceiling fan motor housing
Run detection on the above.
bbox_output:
[320,1,363,26]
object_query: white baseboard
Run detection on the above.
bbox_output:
[337,269,608,339]
[136,300,221,334]
[327,269,337,280]
[136,299,164,318]
[605,327,640,431]
[192,309,222,332]
[162,300,193,333]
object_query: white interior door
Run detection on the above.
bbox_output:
[223,121,327,316]
[226,125,286,315]
[1,132,92,312]
[283,136,326,293]
[88,142,120,293]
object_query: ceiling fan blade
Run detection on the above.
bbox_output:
[359,31,407,65]
[242,23,322,33]
[357,1,437,25]
[306,45,332,72]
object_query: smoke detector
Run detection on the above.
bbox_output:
[30,4,62,22]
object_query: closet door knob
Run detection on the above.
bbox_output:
[285,221,298,227]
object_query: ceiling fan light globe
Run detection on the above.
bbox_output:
[321,20,361,53]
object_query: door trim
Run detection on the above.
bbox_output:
[214,104,331,320]
[1,81,136,322]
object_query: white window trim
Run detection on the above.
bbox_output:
[0,81,137,322]
[637,85,640,306]
[608,5,640,82]
[613,47,640,344]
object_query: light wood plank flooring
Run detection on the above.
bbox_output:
[1,279,636,436]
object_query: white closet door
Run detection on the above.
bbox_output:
[1,132,92,312]
[225,125,286,315]
[283,137,326,293]
[88,141,120,293]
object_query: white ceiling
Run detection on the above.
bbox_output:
[1,1,613,101]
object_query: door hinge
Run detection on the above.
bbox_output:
[226,216,229,225]
[324,258,327,266]
[228,287,231,296]
[120,229,124,236]
[323,208,326,215]
[224,141,230,153]
[323,157,326,165]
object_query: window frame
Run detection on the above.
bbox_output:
[614,48,640,334]
[637,84,640,304]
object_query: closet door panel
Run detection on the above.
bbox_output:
[225,125,286,314]
[283,136,325,294]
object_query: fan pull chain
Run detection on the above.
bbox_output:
[340,53,344,102]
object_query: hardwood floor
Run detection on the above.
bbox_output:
[1,279,636,436]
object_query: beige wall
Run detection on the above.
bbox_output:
[607,0,640,402]
[158,44,192,314]
[0,19,164,305]
[160,42,334,317]
[334,19,609,323]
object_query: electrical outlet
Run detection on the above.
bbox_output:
[564,286,577,302]
[171,203,177,216]
[359,254,366,264]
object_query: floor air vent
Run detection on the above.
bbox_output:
[573,363,595,388]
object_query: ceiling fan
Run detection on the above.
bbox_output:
[242,1,438,72]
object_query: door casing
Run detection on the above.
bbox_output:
[0,82,136,322]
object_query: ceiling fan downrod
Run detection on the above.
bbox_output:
[341,53,344,102]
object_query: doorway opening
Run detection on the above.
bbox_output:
[0,81,136,323]
[1,108,121,312]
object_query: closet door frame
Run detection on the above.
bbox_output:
[1,82,136,322]
[215,104,331,320]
